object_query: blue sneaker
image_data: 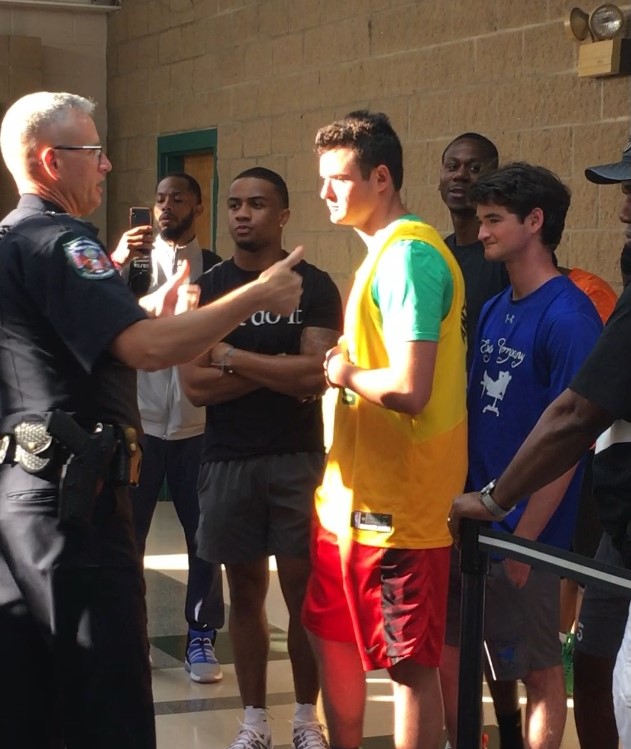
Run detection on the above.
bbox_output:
[185,628,222,683]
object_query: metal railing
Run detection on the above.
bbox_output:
[456,519,631,749]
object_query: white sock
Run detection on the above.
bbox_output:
[243,706,269,735]
[294,703,318,724]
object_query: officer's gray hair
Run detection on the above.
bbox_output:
[0,91,95,176]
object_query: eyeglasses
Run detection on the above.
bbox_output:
[52,145,104,164]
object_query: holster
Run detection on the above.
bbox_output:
[110,425,142,487]
[46,411,116,527]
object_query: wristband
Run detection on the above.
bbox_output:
[478,479,513,519]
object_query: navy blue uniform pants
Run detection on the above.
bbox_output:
[131,434,224,631]
[0,463,155,749]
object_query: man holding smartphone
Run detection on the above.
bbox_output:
[113,173,226,683]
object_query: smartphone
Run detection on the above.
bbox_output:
[129,206,152,229]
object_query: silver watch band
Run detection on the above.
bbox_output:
[479,484,512,519]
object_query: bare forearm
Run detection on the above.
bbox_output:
[492,389,612,509]
[337,365,428,415]
[111,283,266,370]
[228,349,327,399]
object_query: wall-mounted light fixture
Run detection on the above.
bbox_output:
[566,4,631,77]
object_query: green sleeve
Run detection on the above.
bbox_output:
[372,239,453,342]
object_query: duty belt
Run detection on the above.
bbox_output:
[0,413,141,486]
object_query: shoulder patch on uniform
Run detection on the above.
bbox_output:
[63,236,116,279]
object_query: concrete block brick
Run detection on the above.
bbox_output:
[165,0,194,26]
[9,35,41,71]
[523,24,576,75]
[194,0,219,21]
[134,35,160,71]
[259,0,291,39]
[271,33,303,76]
[230,81,259,120]
[448,86,499,135]
[317,0,388,23]
[287,0,321,31]
[493,130,522,163]
[569,229,624,282]
[215,45,245,86]
[572,121,630,181]
[372,4,461,56]
[497,74,601,129]
[407,186,451,234]
[271,111,305,155]
[242,117,272,157]
[117,41,139,76]
[181,19,213,59]
[409,91,452,140]
[125,135,153,171]
[497,1,548,29]
[475,30,523,82]
[520,126,572,178]
[244,40,273,80]
[159,27,182,65]
[13,12,70,48]
[602,77,631,121]
[108,8,128,45]
[565,177,599,230]
[193,54,219,93]
[450,2,498,39]
[169,59,195,97]
[217,122,244,159]
[125,3,149,40]
[404,142,431,186]
[287,152,319,193]
[147,2,171,34]
[304,17,370,68]
[205,88,232,127]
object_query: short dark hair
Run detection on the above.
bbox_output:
[315,110,404,191]
[233,166,289,209]
[441,132,499,167]
[470,162,571,252]
[157,173,202,204]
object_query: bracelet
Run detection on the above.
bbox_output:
[211,346,235,375]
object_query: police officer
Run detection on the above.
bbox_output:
[0,91,302,749]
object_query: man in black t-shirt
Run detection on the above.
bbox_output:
[439,132,509,373]
[0,92,303,749]
[447,134,631,749]
[180,167,343,749]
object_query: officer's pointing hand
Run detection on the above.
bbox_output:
[258,246,304,316]
[139,260,191,317]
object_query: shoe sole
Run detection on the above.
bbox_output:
[184,662,223,683]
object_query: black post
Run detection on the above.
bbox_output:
[456,518,489,749]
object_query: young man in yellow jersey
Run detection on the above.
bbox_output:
[302,110,467,749]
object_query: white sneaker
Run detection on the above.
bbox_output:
[227,724,273,749]
[293,720,329,749]
[185,628,223,683]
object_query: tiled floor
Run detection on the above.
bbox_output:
[145,502,581,749]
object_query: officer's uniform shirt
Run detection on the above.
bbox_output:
[0,194,147,431]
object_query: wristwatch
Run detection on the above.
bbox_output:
[478,479,513,519]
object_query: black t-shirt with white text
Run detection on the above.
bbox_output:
[197,257,343,462]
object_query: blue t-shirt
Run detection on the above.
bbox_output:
[468,275,602,549]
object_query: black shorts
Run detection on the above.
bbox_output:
[196,452,324,565]
[575,532,631,659]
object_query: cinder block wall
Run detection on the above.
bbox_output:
[107,1,631,292]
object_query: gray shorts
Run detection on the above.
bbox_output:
[575,532,631,659]
[445,550,561,680]
[196,452,324,565]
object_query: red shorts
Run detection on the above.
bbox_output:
[302,521,450,671]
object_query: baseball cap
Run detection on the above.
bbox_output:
[585,133,631,184]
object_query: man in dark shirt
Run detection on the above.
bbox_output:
[0,91,302,749]
[448,135,631,749]
[439,132,509,372]
[180,167,343,749]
